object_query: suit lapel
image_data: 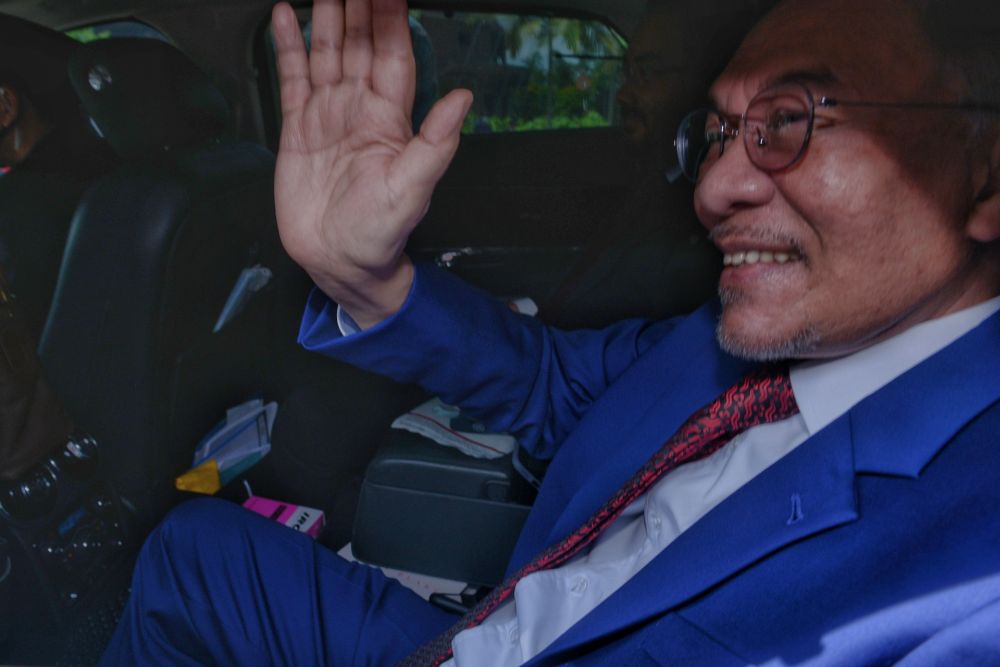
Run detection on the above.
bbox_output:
[849,311,1000,477]
[527,416,859,665]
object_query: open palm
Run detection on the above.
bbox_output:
[272,0,471,327]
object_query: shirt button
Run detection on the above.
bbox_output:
[508,626,519,644]
[650,513,662,530]
[571,576,588,594]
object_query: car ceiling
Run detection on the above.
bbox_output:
[0,0,646,36]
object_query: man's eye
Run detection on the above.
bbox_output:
[767,109,808,132]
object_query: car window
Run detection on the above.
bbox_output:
[410,10,626,134]
[260,8,626,138]
[65,20,171,44]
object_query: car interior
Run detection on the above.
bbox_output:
[0,0,757,663]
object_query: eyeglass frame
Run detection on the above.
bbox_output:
[674,81,1000,183]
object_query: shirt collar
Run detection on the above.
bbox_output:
[790,296,1000,437]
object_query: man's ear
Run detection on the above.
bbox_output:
[0,87,19,128]
[965,127,1000,244]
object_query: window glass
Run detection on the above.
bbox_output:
[410,11,626,134]
[65,20,171,44]
[261,9,626,136]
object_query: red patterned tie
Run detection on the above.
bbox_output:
[401,365,798,667]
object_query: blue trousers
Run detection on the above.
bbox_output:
[100,498,456,666]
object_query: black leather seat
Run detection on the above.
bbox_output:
[38,38,284,524]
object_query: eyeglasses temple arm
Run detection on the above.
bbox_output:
[819,96,1000,114]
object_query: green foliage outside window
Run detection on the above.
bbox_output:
[65,27,112,43]
[410,10,626,135]
[463,110,609,133]
[65,21,169,44]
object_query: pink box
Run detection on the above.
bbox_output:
[242,496,325,539]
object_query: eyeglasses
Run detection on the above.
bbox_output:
[674,81,1000,183]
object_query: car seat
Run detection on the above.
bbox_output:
[38,38,283,525]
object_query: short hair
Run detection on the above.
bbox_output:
[0,13,78,123]
[644,0,779,83]
[913,0,1000,138]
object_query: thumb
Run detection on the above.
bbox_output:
[388,89,473,209]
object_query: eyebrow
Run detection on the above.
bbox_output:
[708,66,840,110]
[766,67,839,90]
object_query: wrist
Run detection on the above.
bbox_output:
[310,257,414,330]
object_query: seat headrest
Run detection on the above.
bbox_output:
[68,38,229,159]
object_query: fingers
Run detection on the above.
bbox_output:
[372,0,416,112]
[418,90,474,147]
[343,0,374,82]
[272,2,311,117]
[309,0,344,87]
[389,89,473,215]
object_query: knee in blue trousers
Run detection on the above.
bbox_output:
[100,498,454,666]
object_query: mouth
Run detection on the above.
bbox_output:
[722,250,802,267]
[710,226,807,272]
[715,237,807,295]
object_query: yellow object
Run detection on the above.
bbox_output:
[175,459,222,495]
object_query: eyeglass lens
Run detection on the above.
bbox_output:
[675,83,815,182]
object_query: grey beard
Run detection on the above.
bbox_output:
[716,288,820,361]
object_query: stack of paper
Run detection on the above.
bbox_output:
[188,399,277,487]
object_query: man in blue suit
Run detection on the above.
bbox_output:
[102,0,1000,664]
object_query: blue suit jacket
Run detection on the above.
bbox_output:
[301,264,1000,666]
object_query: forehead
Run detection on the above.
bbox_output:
[710,0,945,107]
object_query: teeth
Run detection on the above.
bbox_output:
[723,250,799,267]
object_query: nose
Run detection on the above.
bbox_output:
[693,131,776,229]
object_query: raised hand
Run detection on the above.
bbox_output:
[271,0,472,328]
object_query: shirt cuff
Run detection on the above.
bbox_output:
[336,306,362,337]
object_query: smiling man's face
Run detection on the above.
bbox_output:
[694,0,1000,360]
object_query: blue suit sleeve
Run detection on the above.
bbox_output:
[298,263,680,459]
